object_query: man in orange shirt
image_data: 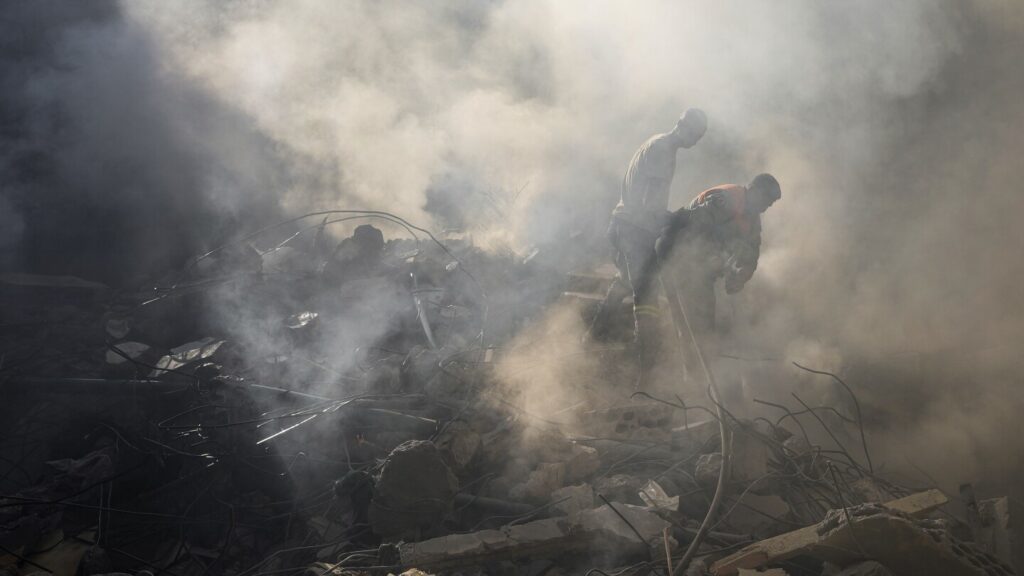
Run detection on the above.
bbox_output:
[659,173,781,347]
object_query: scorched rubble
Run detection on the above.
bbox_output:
[0,224,1020,576]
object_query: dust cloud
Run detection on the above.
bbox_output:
[4,1,1024,494]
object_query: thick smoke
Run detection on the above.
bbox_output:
[4,1,1024,493]
[0,1,287,282]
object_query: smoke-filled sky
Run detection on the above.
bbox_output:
[3,0,1024,490]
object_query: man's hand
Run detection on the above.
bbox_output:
[724,272,745,294]
[724,258,746,294]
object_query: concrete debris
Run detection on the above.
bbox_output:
[711,490,985,576]
[0,225,1015,576]
[398,517,575,570]
[397,501,673,570]
[833,560,894,576]
[577,502,676,560]
[434,420,481,473]
[369,440,460,541]
[594,474,647,507]
[510,462,566,503]
[104,341,152,365]
[551,483,594,517]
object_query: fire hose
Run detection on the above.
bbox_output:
[660,275,732,576]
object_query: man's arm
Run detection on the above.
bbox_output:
[655,193,731,260]
[724,230,760,294]
[687,192,734,229]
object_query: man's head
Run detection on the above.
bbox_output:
[746,173,781,213]
[672,108,707,148]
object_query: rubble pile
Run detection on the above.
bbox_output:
[1,217,1021,576]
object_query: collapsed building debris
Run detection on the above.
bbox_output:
[2,213,1022,576]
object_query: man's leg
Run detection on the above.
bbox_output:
[621,226,660,390]
[585,222,631,343]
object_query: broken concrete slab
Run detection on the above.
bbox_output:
[398,517,577,570]
[397,501,673,570]
[810,508,1013,576]
[594,474,646,507]
[833,560,894,576]
[509,462,565,503]
[551,483,594,517]
[577,502,676,560]
[104,341,152,365]
[712,489,950,575]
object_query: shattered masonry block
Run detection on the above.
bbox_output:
[551,483,594,517]
[510,462,566,503]
[577,503,676,561]
[712,490,1018,576]
[594,474,647,507]
[398,518,577,569]
[398,502,674,570]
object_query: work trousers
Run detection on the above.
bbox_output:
[591,219,662,369]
